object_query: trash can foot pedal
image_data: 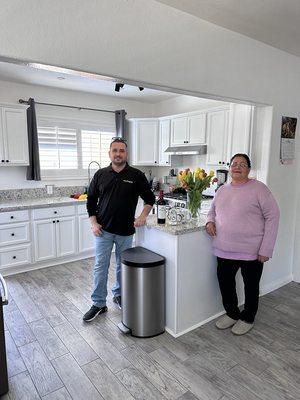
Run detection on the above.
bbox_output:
[117,321,131,334]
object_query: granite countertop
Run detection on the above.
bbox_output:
[144,214,207,235]
[0,197,86,212]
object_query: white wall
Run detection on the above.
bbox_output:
[0,79,154,189]
[1,0,300,285]
[153,95,227,117]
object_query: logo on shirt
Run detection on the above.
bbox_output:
[123,180,133,184]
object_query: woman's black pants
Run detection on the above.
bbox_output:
[217,257,264,323]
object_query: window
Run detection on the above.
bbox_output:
[37,120,115,179]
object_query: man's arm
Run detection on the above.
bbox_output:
[87,172,102,236]
[135,171,155,227]
[134,204,153,227]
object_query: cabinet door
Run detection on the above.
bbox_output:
[206,110,229,166]
[0,110,5,164]
[78,214,94,253]
[33,219,56,262]
[188,113,206,144]
[2,108,29,165]
[56,216,77,257]
[228,104,252,163]
[171,117,188,145]
[135,120,159,165]
[158,119,171,166]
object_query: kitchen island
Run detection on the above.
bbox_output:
[136,215,235,337]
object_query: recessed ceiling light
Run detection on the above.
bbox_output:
[57,76,65,80]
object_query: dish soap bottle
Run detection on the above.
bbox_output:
[157,190,166,224]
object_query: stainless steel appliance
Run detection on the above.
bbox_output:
[216,169,228,190]
[119,246,165,337]
[0,274,8,396]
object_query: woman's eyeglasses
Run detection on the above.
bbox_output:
[230,162,249,169]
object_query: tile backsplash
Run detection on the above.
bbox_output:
[0,186,86,201]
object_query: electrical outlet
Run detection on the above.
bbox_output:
[46,185,54,195]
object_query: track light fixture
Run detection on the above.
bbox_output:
[115,83,124,92]
[138,87,144,91]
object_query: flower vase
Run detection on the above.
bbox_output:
[187,190,202,221]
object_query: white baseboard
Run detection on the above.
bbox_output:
[260,274,293,296]
[0,250,95,276]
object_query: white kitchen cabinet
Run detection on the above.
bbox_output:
[129,119,159,166]
[206,105,253,167]
[78,215,94,253]
[158,119,171,166]
[33,216,76,262]
[171,113,206,146]
[206,108,229,166]
[171,116,188,145]
[0,104,29,166]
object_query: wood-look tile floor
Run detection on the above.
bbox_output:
[2,258,300,400]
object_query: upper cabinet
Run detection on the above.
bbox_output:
[0,104,29,166]
[170,112,206,146]
[206,105,253,166]
[158,119,171,166]
[128,119,159,166]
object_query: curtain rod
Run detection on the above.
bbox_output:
[18,99,116,114]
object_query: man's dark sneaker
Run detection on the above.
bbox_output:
[83,305,107,322]
[113,296,122,309]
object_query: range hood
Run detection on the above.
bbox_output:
[165,144,207,156]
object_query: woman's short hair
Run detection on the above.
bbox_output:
[230,153,251,168]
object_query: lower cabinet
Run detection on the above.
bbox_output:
[33,216,76,262]
[78,214,94,253]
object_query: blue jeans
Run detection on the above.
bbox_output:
[91,230,133,308]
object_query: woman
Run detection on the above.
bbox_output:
[206,154,280,335]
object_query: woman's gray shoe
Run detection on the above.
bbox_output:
[231,320,254,335]
[215,315,238,329]
[83,305,107,322]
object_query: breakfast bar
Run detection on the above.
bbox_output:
[135,214,230,337]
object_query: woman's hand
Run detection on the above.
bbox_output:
[206,222,216,236]
[258,255,269,263]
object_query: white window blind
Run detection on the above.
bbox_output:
[81,130,114,169]
[38,126,78,169]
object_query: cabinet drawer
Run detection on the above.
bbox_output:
[33,205,76,220]
[0,244,31,268]
[77,203,88,215]
[0,223,30,247]
[0,209,29,224]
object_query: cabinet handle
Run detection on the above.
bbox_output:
[54,211,57,214]
[53,221,56,223]
[12,256,16,259]
[222,162,225,164]
[57,220,59,223]
[11,233,15,236]
[166,161,168,164]
[154,161,157,164]
[10,216,14,219]
[1,160,4,163]
[227,163,230,166]
[219,161,221,164]
[6,160,9,163]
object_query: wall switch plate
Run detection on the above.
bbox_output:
[46,185,54,195]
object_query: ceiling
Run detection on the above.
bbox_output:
[0,61,180,103]
[157,0,300,58]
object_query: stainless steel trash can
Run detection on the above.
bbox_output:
[0,274,9,396]
[120,246,165,338]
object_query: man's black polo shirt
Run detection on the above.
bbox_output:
[87,163,155,236]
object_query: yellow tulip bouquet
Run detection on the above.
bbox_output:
[178,168,217,218]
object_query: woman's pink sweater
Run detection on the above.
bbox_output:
[207,179,280,258]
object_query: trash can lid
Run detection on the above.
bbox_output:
[121,246,165,268]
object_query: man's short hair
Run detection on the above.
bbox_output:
[110,137,127,148]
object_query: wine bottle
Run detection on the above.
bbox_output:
[157,190,166,224]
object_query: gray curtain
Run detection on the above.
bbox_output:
[26,98,41,180]
[115,109,127,138]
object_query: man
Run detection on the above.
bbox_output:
[206,154,279,335]
[83,137,155,322]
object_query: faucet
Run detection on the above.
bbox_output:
[88,161,100,186]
